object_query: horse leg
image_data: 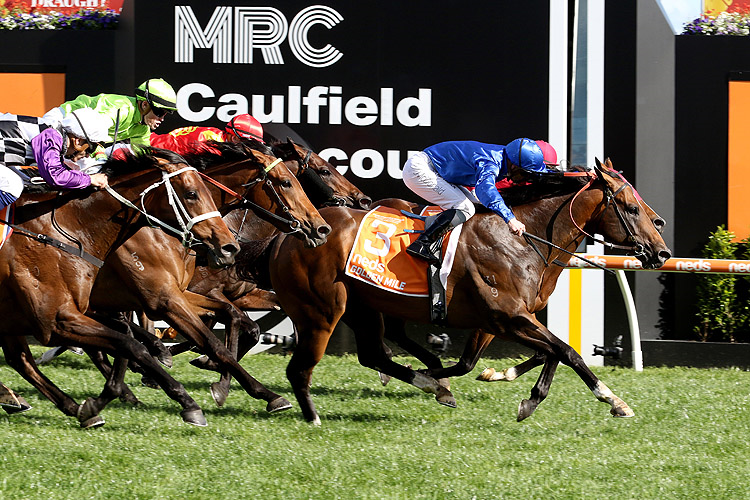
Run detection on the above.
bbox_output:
[0,335,82,420]
[517,358,558,421]
[154,295,291,413]
[343,308,456,408]
[84,349,141,406]
[477,350,546,382]
[56,310,207,427]
[508,315,633,418]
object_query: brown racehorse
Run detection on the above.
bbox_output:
[0,149,238,428]
[263,159,671,425]
[83,140,330,415]
[179,139,372,406]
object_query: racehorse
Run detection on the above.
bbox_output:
[0,148,237,427]
[262,159,671,424]
[81,140,330,416]
[178,139,372,406]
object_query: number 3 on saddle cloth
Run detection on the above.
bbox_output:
[344,205,463,323]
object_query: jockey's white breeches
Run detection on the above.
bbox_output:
[402,151,477,220]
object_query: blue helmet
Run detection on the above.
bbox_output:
[503,138,547,173]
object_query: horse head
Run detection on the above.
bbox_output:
[193,141,331,248]
[139,148,240,269]
[275,138,372,210]
[589,158,671,269]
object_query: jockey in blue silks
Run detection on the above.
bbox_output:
[402,137,556,264]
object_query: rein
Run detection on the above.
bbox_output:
[523,168,645,273]
[238,157,302,234]
[105,165,222,247]
[566,169,645,257]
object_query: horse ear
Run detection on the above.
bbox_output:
[604,157,614,170]
[593,158,606,181]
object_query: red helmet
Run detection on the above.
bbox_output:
[225,114,264,142]
[534,140,559,167]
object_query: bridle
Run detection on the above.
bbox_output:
[105,165,223,247]
[566,168,646,258]
[196,155,302,235]
[523,167,649,273]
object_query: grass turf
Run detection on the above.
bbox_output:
[0,347,749,499]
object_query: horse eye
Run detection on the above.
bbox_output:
[319,169,331,176]
[282,179,293,188]
[184,190,198,200]
[627,205,639,216]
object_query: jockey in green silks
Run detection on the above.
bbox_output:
[43,78,178,158]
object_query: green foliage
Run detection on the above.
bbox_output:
[2,349,750,499]
[694,226,749,341]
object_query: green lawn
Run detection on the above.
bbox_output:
[1,347,749,500]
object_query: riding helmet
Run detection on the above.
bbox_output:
[225,114,264,142]
[135,78,178,111]
[504,138,547,173]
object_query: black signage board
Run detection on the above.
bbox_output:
[128,0,551,201]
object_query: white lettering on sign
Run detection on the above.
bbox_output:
[675,259,711,272]
[729,262,750,273]
[177,83,431,127]
[175,5,343,67]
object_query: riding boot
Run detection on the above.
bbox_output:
[406,209,466,265]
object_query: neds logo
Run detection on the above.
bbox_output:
[175,5,343,68]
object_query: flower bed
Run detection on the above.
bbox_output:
[683,11,750,35]
[0,8,118,30]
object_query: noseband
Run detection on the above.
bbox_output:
[198,156,302,235]
[105,165,223,247]
[566,169,646,258]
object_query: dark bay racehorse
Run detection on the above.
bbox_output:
[165,139,372,406]
[83,141,330,415]
[263,159,671,424]
[0,149,237,427]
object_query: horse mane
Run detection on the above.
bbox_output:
[233,236,277,288]
[180,139,274,171]
[498,165,592,207]
[98,147,189,179]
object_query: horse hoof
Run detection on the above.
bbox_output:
[157,351,173,369]
[611,406,635,418]
[119,391,142,406]
[140,375,160,389]
[3,402,32,414]
[436,388,457,408]
[437,378,451,391]
[517,399,538,421]
[77,397,101,427]
[181,408,208,427]
[476,367,496,381]
[378,372,391,386]
[210,382,229,408]
[80,415,105,429]
[190,356,220,372]
[267,397,292,413]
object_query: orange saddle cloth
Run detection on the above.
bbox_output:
[344,205,462,297]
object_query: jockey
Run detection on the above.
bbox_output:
[43,78,177,152]
[150,114,264,154]
[402,138,556,264]
[0,107,112,210]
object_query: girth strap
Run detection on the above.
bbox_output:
[0,217,104,268]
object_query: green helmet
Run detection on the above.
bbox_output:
[135,78,177,111]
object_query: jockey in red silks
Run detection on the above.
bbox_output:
[150,114,264,155]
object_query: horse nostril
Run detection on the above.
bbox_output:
[653,218,665,232]
[359,197,372,209]
[659,250,672,261]
[222,243,239,257]
[317,224,332,237]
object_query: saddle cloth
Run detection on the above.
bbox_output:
[344,205,463,297]
[0,203,14,251]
